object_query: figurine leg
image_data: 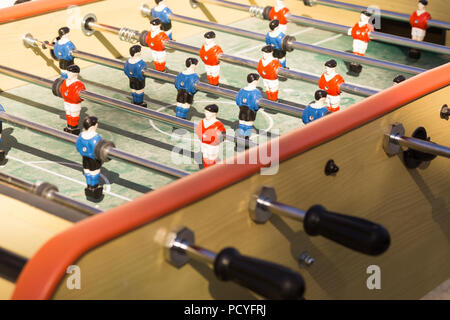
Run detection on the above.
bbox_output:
[210,65,220,86]
[327,95,341,112]
[83,157,103,200]
[201,143,220,168]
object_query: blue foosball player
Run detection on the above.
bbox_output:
[174,58,200,119]
[151,0,173,40]
[302,90,331,125]
[52,27,76,79]
[0,104,5,162]
[266,20,287,68]
[76,116,104,200]
[124,45,147,108]
[236,73,262,140]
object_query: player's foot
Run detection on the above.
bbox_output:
[0,150,5,162]
[408,48,421,60]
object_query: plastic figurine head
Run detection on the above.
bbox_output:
[393,75,406,85]
[204,31,216,46]
[324,59,337,75]
[155,0,165,5]
[418,0,428,10]
[262,45,274,60]
[204,104,219,120]
[150,19,162,32]
[360,11,372,24]
[130,45,142,58]
[66,64,80,80]
[314,90,328,104]
[247,73,260,87]
[58,27,70,39]
[185,57,198,71]
[269,19,280,31]
[83,116,98,132]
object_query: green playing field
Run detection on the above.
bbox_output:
[0,16,448,211]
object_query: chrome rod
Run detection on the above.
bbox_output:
[24,34,304,117]
[0,111,188,179]
[304,0,450,30]
[0,171,101,216]
[393,135,450,158]
[191,0,450,55]
[258,197,307,221]
[173,241,217,265]
[140,8,425,75]
[83,17,378,97]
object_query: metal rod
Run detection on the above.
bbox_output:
[393,135,450,158]
[86,19,378,97]
[24,34,304,117]
[306,0,450,30]
[257,197,306,221]
[141,9,425,75]
[0,171,101,216]
[0,247,27,283]
[191,0,450,55]
[173,240,217,265]
[0,111,188,179]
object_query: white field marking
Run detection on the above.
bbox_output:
[312,34,342,46]
[6,156,132,202]
[148,101,274,143]
[235,27,315,56]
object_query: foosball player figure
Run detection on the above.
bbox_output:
[0,104,5,162]
[347,11,374,75]
[393,75,406,85]
[199,31,223,86]
[174,57,200,119]
[318,59,345,112]
[145,18,170,72]
[409,0,431,59]
[76,116,104,200]
[52,27,76,79]
[269,0,290,34]
[236,73,262,142]
[302,90,330,125]
[151,0,173,40]
[60,65,86,135]
[124,45,147,108]
[257,46,282,101]
[266,20,287,68]
[196,104,226,168]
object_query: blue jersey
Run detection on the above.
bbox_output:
[302,104,329,124]
[124,59,146,81]
[76,133,102,160]
[175,72,199,95]
[152,6,172,24]
[236,88,262,112]
[53,40,76,61]
[265,32,285,51]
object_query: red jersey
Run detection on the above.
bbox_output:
[145,31,169,51]
[269,7,290,25]
[196,119,226,145]
[60,80,85,104]
[409,11,431,30]
[351,23,374,43]
[318,73,345,96]
[199,44,223,66]
[257,59,282,80]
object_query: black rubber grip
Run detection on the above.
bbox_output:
[214,247,305,300]
[303,205,390,256]
[94,139,115,163]
[34,182,58,197]
[262,6,272,20]
[52,77,65,97]
[303,0,314,6]
[139,31,149,47]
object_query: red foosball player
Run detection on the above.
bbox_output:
[196,104,226,168]
[318,60,345,112]
[145,18,170,72]
[347,11,374,74]
[409,0,431,59]
[269,0,290,34]
[257,46,282,101]
[199,31,223,86]
[60,65,86,135]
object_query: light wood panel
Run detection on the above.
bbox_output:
[52,85,450,299]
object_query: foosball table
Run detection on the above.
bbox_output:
[0,0,449,300]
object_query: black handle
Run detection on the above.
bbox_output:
[214,248,305,300]
[303,205,390,256]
